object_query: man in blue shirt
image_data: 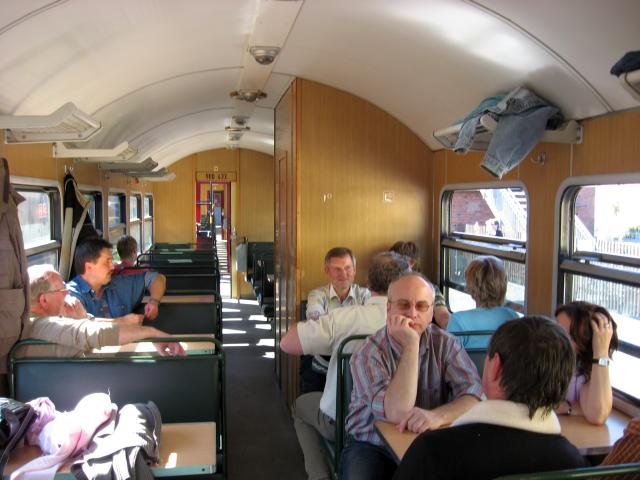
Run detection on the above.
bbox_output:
[67,238,166,319]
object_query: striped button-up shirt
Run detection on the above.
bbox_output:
[346,324,483,446]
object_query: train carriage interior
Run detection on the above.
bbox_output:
[1,1,639,479]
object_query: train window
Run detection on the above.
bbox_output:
[107,192,126,250]
[16,187,61,266]
[143,194,153,251]
[129,193,142,254]
[441,186,527,313]
[558,181,640,403]
[83,191,103,235]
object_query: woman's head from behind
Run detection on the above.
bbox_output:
[554,301,619,380]
[390,241,420,271]
[464,255,507,308]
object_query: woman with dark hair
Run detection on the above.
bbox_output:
[555,301,619,425]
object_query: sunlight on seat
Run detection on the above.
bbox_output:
[163,452,178,468]
[239,299,259,305]
[256,338,275,347]
[222,307,240,313]
[222,343,250,347]
[249,314,267,321]
[262,352,275,359]
[254,324,271,330]
[222,317,243,322]
[222,328,246,335]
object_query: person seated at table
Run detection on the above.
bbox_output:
[447,255,519,349]
[342,272,483,480]
[393,317,587,480]
[67,238,165,320]
[554,301,618,425]
[23,264,184,357]
[599,416,640,468]
[389,241,451,329]
[281,251,409,480]
[113,235,148,276]
[303,247,371,394]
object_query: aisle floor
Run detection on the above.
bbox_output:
[219,274,306,479]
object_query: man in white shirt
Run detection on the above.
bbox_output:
[281,252,409,480]
[302,247,370,393]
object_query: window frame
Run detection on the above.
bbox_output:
[554,173,640,408]
[78,184,103,235]
[11,176,63,266]
[439,181,529,314]
[129,191,142,253]
[107,189,127,243]
[143,193,154,251]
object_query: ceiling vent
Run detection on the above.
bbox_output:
[229,89,267,103]
[0,102,101,144]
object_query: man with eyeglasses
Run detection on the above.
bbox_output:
[22,264,184,357]
[341,272,483,480]
[280,251,408,480]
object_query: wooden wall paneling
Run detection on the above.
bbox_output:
[154,156,195,243]
[297,79,433,298]
[1,140,58,180]
[573,111,640,176]
[237,149,275,297]
[429,150,448,284]
[275,79,298,402]
[516,142,571,314]
[195,149,237,171]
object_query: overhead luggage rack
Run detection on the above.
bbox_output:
[433,115,583,151]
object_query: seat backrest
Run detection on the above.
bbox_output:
[147,298,221,337]
[493,462,640,479]
[9,337,227,476]
[10,337,224,423]
[334,334,369,476]
[452,330,493,378]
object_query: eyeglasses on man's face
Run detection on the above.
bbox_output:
[389,299,433,312]
[43,287,68,295]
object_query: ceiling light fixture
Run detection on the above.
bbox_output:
[229,89,267,103]
[232,115,249,126]
[249,46,281,65]
[0,102,101,144]
[226,131,243,142]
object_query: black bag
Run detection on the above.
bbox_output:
[0,398,36,477]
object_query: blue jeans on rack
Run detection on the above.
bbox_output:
[454,86,560,178]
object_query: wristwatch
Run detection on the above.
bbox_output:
[592,357,610,367]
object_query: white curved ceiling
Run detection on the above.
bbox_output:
[0,0,638,169]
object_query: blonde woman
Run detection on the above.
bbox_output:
[447,256,518,348]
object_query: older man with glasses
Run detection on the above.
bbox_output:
[341,272,483,480]
[22,264,183,358]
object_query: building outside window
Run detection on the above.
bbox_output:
[108,192,126,260]
[441,186,528,313]
[558,180,640,404]
[16,186,61,266]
